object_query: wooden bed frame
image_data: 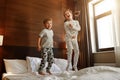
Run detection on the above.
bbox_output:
[0,46,67,79]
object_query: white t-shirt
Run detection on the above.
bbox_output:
[64,20,81,40]
[39,28,54,48]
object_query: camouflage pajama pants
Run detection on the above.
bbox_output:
[38,48,54,73]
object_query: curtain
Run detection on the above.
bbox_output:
[112,0,120,66]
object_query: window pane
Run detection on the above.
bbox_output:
[95,1,111,16]
[96,15,114,49]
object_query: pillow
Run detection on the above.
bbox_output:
[26,56,62,73]
[4,59,28,74]
[54,58,72,71]
[26,57,41,72]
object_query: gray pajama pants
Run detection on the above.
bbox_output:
[38,48,54,73]
[66,39,79,68]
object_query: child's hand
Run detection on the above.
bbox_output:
[54,41,57,46]
[38,46,41,51]
[72,35,76,39]
[69,23,73,29]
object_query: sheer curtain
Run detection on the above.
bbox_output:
[112,0,120,66]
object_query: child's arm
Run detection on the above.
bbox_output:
[64,22,72,37]
[38,29,45,51]
[70,20,81,31]
[37,37,42,51]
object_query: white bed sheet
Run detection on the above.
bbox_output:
[2,66,120,80]
[2,72,68,80]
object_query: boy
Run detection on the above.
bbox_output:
[37,18,54,75]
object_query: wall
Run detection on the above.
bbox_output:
[3,0,74,47]
[0,0,5,35]
[93,51,115,66]
[0,0,5,79]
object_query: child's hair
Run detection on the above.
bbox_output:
[63,9,73,17]
[63,9,73,22]
[63,9,80,22]
[43,18,52,24]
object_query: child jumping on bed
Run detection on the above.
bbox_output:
[63,9,81,71]
[37,18,54,75]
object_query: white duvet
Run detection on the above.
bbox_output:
[2,66,120,80]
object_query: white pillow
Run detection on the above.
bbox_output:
[4,59,28,74]
[26,56,62,73]
[26,57,41,72]
[54,58,72,71]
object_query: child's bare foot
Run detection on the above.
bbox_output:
[66,66,69,71]
[73,67,78,72]
[47,71,52,75]
[66,65,71,71]
[39,71,46,75]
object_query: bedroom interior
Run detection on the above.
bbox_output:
[0,0,120,80]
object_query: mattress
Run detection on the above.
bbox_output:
[2,66,120,80]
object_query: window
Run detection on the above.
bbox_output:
[89,0,114,52]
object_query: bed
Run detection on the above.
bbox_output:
[2,56,120,80]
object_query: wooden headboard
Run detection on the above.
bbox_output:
[0,46,67,79]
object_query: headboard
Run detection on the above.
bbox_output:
[0,46,67,79]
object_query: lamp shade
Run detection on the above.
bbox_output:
[0,35,3,46]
